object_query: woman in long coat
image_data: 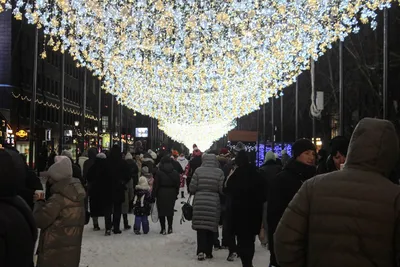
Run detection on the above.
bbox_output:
[87,153,110,232]
[190,154,224,261]
[153,156,180,235]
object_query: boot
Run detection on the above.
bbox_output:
[168,227,173,234]
[160,229,167,235]
[93,224,100,231]
[227,252,238,262]
[105,230,111,236]
[197,253,205,261]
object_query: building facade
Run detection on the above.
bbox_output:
[0,11,144,166]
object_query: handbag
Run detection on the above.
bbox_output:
[180,195,193,224]
[150,202,159,223]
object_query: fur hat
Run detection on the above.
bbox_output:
[142,152,155,163]
[125,152,133,160]
[142,166,151,178]
[148,149,157,160]
[292,139,316,158]
[264,151,276,163]
[61,150,73,159]
[234,142,246,153]
[96,153,106,159]
[48,156,73,182]
[136,176,150,191]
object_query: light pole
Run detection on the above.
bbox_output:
[74,121,80,160]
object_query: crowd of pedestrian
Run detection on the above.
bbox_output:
[2,117,400,267]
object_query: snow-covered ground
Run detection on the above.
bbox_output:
[80,199,270,267]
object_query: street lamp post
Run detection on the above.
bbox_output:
[74,121,80,160]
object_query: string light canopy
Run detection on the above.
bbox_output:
[159,119,237,152]
[0,0,396,149]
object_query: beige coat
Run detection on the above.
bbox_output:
[34,157,86,267]
[274,118,400,267]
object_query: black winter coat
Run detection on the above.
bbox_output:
[153,163,180,217]
[108,158,130,204]
[133,189,152,216]
[87,158,111,216]
[172,159,184,174]
[19,166,43,209]
[224,165,266,236]
[259,160,282,200]
[0,196,37,267]
[126,159,139,188]
[267,158,316,265]
[187,156,202,192]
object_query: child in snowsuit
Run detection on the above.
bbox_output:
[133,176,152,235]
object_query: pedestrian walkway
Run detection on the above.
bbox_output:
[81,200,270,267]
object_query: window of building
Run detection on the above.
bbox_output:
[102,116,108,131]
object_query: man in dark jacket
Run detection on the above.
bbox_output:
[267,138,316,267]
[274,118,400,267]
[0,147,37,267]
[259,151,282,247]
[107,145,130,234]
[224,150,266,267]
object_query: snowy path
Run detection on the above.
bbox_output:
[81,199,270,267]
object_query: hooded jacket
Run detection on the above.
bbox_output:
[33,157,86,267]
[190,154,224,232]
[274,118,400,267]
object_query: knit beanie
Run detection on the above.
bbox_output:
[125,152,133,160]
[292,139,316,158]
[264,151,276,163]
[48,156,73,182]
[220,148,229,155]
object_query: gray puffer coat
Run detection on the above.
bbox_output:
[190,154,224,232]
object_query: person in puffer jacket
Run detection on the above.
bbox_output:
[190,154,224,261]
[274,118,400,267]
[33,156,86,267]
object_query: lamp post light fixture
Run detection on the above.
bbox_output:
[114,132,118,137]
[74,121,80,127]
[94,126,98,132]
[102,129,106,133]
